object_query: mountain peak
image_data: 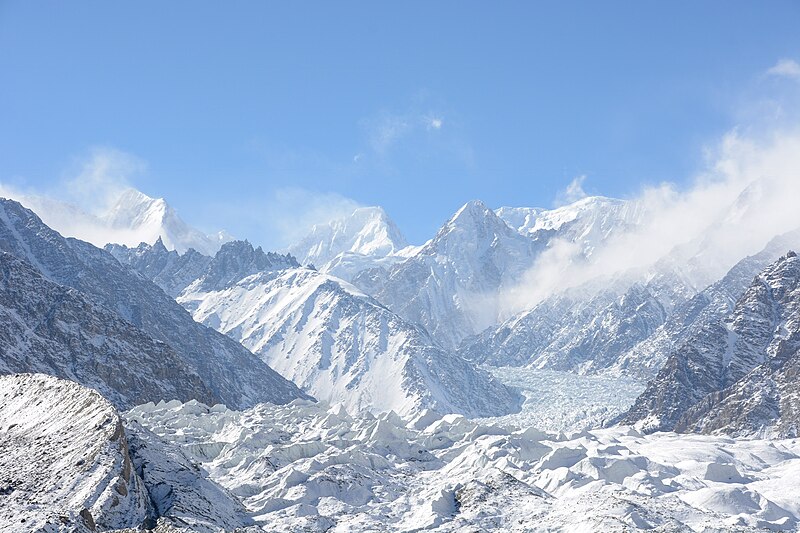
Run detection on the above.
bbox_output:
[442,200,509,235]
[100,188,233,255]
[288,206,408,268]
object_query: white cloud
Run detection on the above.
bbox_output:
[766,58,800,81]
[553,175,588,206]
[496,127,800,317]
[0,147,150,247]
[365,114,411,154]
[427,116,443,130]
[362,110,446,154]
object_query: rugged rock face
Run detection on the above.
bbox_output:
[0,252,214,409]
[0,374,258,533]
[0,373,149,532]
[458,270,693,376]
[106,238,212,297]
[191,240,299,292]
[676,340,800,437]
[611,229,800,378]
[108,239,299,297]
[179,267,523,418]
[0,198,308,409]
[622,251,800,436]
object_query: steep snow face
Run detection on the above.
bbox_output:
[353,200,543,350]
[0,374,149,532]
[496,196,644,257]
[623,251,800,436]
[127,397,800,532]
[288,206,409,268]
[0,252,215,409]
[178,267,522,418]
[0,199,308,409]
[102,188,232,255]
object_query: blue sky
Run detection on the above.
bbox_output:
[1,2,799,247]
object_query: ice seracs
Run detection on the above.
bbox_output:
[123,393,800,532]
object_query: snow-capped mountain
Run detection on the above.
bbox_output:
[178,265,522,418]
[0,198,308,409]
[622,250,800,436]
[101,188,232,255]
[288,206,408,268]
[286,206,416,281]
[496,196,644,257]
[350,197,651,351]
[353,200,545,350]
[2,188,232,255]
[112,237,521,417]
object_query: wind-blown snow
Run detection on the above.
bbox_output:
[0,188,232,255]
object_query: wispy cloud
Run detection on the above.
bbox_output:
[0,147,152,247]
[766,58,800,81]
[553,175,588,207]
[361,108,446,156]
[426,116,443,130]
[496,127,800,316]
[366,113,412,154]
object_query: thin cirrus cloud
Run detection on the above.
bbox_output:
[360,109,445,156]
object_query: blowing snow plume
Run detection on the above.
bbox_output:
[499,129,800,317]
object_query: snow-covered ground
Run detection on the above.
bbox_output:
[127,398,800,532]
[477,367,645,432]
